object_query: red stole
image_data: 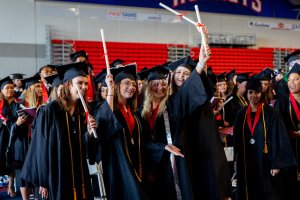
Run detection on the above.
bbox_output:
[148,103,160,130]
[86,75,94,102]
[290,93,300,121]
[41,83,48,102]
[0,100,7,121]
[246,103,263,136]
[119,105,135,135]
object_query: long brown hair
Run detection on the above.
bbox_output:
[114,81,137,113]
[57,81,85,113]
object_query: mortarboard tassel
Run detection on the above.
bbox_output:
[73,189,77,200]
[82,185,86,199]
[262,104,268,154]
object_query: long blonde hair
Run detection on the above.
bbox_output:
[141,79,169,119]
[23,83,44,108]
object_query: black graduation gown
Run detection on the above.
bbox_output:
[138,111,178,200]
[274,95,300,200]
[274,79,289,99]
[90,101,148,200]
[234,104,296,200]
[20,100,93,200]
[175,71,232,200]
[0,100,19,175]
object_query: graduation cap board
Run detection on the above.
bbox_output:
[216,72,227,82]
[70,50,88,63]
[284,49,300,65]
[226,69,236,81]
[236,72,251,83]
[111,63,137,83]
[253,70,271,80]
[55,62,88,83]
[0,76,13,89]
[287,63,300,77]
[137,65,169,82]
[22,73,41,89]
[44,73,63,87]
[110,59,125,68]
[166,56,197,72]
[11,73,25,80]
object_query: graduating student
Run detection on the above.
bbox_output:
[167,45,232,199]
[234,78,296,200]
[90,64,150,200]
[70,50,96,102]
[226,69,236,95]
[0,76,21,197]
[273,69,289,98]
[35,64,56,105]
[11,73,25,99]
[138,64,189,200]
[274,63,300,200]
[20,62,96,200]
[12,73,45,199]
[44,73,63,101]
[224,72,250,126]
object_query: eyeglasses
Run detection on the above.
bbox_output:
[121,81,137,88]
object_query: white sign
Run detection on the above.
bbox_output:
[249,21,300,31]
[107,11,183,23]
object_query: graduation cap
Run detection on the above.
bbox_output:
[56,62,88,82]
[0,76,14,89]
[246,78,262,92]
[287,63,300,77]
[284,49,300,65]
[44,73,63,87]
[253,70,271,80]
[226,69,236,80]
[263,67,274,77]
[70,50,88,63]
[137,65,169,82]
[38,64,56,74]
[22,73,41,89]
[110,58,125,68]
[111,63,137,83]
[216,72,227,82]
[166,56,197,72]
[11,73,25,80]
[137,67,149,81]
[94,72,107,87]
[236,72,251,83]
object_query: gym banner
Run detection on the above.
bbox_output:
[51,0,300,20]
[249,21,300,31]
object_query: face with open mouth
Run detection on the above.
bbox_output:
[174,66,191,87]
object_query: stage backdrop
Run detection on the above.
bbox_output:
[51,0,300,20]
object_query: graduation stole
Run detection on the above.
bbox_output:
[289,92,300,123]
[237,94,248,107]
[119,104,135,135]
[289,92,300,130]
[245,103,268,153]
[148,102,160,130]
[41,83,48,102]
[65,112,86,199]
[0,99,7,121]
